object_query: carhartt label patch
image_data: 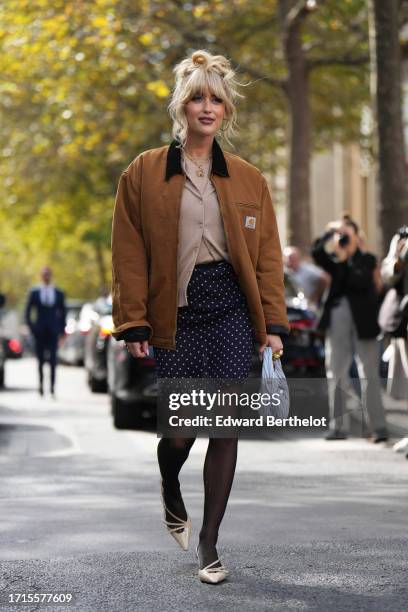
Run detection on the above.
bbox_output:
[244,215,256,230]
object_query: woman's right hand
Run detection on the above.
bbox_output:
[126,340,150,358]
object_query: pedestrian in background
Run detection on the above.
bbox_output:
[283,245,329,308]
[311,214,389,442]
[110,49,289,584]
[379,226,408,454]
[24,266,67,397]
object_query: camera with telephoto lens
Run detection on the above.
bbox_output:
[397,225,408,239]
[338,233,350,247]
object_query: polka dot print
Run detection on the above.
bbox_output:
[153,260,254,379]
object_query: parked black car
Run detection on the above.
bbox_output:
[107,341,157,429]
[2,335,23,360]
[84,296,113,393]
[58,300,93,366]
[108,273,324,430]
[276,273,325,377]
[0,293,8,387]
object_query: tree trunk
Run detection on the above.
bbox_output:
[372,0,407,252]
[279,0,312,252]
[94,240,108,294]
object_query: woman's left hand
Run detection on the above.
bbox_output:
[259,334,283,360]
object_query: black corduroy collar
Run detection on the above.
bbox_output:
[165,137,229,181]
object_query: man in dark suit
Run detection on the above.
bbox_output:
[25,266,67,396]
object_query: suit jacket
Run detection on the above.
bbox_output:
[111,137,290,349]
[25,286,67,337]
[312,236,380,339]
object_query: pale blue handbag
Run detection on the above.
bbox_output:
[258,347,290,419]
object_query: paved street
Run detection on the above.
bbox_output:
[0,357,407,611]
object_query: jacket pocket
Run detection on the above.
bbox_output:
[232,201,261,210]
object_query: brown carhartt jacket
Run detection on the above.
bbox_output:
[111,138,290,349]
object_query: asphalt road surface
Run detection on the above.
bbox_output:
[0,357,407,611]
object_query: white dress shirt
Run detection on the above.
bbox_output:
[40,283,56,306]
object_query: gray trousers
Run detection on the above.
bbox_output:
[324,296,387,434]
[386,337,408,400]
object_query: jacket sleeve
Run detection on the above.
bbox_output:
[58,290,67,335]
[24,289,35,333]
[256,176,290,336]
[380,233,406,287]
[346,253,377,292]
[311,231,337,275]
[111,156,153,341]
[114,326,151,342]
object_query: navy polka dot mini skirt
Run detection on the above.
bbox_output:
[153,260,254,378]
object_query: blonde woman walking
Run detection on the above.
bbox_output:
[111,50,289,583]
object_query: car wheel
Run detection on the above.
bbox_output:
[112,395,143,430]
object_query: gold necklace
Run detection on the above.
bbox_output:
[183,150,212,177]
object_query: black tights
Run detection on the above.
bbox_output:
[157,436,238,568]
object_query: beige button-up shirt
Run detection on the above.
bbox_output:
[177,152,230,306]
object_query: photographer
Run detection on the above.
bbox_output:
[379,226,408,454]
[311,214,388,442]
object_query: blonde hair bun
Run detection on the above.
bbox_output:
[189,51,232,76]
[191,51,207,66]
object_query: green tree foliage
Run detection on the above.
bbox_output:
[0,0,369,307]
